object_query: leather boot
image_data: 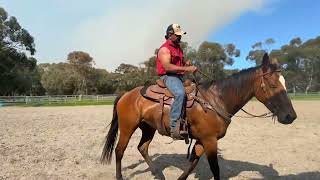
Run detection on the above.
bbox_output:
[170,119,188,140]
[170,125,184,140]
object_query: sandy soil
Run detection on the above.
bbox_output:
[0,101,319,180]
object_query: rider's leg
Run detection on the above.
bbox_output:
[160,75,186,138]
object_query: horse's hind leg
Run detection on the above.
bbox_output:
[137,122,156,173]
[115,118,140,180]
[178,141,204,180]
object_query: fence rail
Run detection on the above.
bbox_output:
[0,95,117,106]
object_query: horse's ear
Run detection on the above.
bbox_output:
[261,53,269,71]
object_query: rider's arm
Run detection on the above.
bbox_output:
[158,47,187,73]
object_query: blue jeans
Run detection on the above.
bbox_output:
[160,75,185,129]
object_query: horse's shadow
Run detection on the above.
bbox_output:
[124,153,320,180]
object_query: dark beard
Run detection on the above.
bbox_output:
[173,39,181,45]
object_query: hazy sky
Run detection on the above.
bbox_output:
[1,0,319,71]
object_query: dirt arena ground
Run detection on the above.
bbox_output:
[0,101,319,180]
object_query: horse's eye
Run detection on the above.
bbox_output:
[270,85,277,89]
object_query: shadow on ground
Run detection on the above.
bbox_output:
[124,153,320,180]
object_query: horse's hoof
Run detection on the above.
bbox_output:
[151,168,160,175]
[178,177,187,180]
[116,175,123,180]
[177,174,188,180]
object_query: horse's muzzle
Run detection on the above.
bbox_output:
[280,112,297,124]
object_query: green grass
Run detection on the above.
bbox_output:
[288,94,320,100]
[251,95,320,101]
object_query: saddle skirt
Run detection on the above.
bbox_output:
[140,79,197,108]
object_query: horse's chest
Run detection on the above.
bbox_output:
[188,109,228,139]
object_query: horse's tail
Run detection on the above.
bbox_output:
[100,93,124,164]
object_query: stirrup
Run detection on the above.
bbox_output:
[170,119,189,140]
[170,124,184,140]
[170,132,184,140]
[178,118,190,144]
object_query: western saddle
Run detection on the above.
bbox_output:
[140,79,197,139]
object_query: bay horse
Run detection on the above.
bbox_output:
[100,53,297,180]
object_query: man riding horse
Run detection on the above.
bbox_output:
[156,24,198,139]
[101,22,297,180]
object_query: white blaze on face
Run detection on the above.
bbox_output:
[279,75,287,91]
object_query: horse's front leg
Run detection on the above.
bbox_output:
[178,141,204,180]
[202,137,220,180]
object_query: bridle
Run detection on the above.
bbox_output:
[254,68,283,119]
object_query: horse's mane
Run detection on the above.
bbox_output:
[201,66,261,91]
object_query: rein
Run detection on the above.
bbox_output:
[192,69,280,119]
[191,73,232,123]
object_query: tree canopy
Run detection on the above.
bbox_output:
[0,6,319,96]
[0,7,42,95]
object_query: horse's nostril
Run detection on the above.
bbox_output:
[286,114,295,121]
[284,114,291,121]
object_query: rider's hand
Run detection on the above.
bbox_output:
[185,59,192,66]
[185,66,198,73]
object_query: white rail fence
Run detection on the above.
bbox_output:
[0,95,117,106]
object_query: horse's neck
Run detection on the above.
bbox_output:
[216,71,257,115]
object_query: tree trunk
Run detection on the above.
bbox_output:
[305,65,314,94]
